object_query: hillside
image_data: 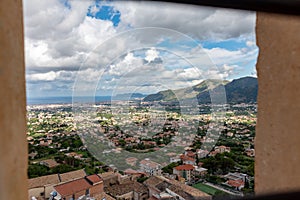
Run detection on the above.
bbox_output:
[143,79,227,102]
[143,77,257,104]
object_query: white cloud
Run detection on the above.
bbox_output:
[23,0,257,97]
[27,71,58,81]
[246,40,256,47]
[114,1,255,40]
[145,47,160,63]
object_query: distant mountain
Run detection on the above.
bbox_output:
[225,76,258,103]
[143,77,257,104]
[143,79,228,102]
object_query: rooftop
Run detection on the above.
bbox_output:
[28,174,60,189]
[144,176,210,198]
[106,181,148,197]
[174,164,194,171]
[227,179,245,188]
[86,174,103,184]
[59,169,86,183]
[140,159,161,169]
[54,178,91,197]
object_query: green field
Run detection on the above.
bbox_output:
[193,182,226,196]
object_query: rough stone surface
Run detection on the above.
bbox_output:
[0,0,28,199]
[255,12,300,194]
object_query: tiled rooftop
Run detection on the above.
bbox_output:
[86,174,103,184]
[54,178,91,197]
[59,169,86,182]
[28,174,60,189]
[28,169,86,189]
[174,164,194,171]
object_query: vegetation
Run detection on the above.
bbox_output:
[193,182,226,196]
[162,162,180,174]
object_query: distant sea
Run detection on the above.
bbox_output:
[26,96,112,105]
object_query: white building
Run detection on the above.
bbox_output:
[140,158,162,176]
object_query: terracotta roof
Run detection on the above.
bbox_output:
[227,179,245,188]
[28,174,60,189]
[59,169,86,183]
[86,174,102,184]
[54,178,91,197]
[180,155,195,162]
[174,164,194,171]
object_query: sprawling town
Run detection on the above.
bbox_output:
[27,101,256,200]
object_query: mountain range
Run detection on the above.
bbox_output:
[143,76,258,104]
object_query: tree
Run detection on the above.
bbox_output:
[28,164,49,178]
[51,164,74,174]
[162,162,180,174]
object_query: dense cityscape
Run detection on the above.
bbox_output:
[27,100,256,200]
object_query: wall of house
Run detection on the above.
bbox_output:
[74,190,87,199]
[0,0,28,200]
[255,12,300,194]
[90,182,104,196]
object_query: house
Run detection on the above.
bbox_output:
[224,172,248,182]
[215,146,231,153]
[173,164,194,183]
[140,159,162,176]
[105,180,148,200]
[28,169,86,200]
[39,159,59,168]
[53,174,104,200]
[226,179,245,191]
[180,155,196,165]
[124,168,147,180]
[143,176,211,200]
[169,156,181,163]
[125,157,138,166]
[28,174,60,200]
[196,149,209,158]
[184,151,196,158]
[59,169,86,183]
[194,167,208,177]
[98,171,119,189]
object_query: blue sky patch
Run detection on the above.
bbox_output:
[87,4,121,27]
[201,39,247,51]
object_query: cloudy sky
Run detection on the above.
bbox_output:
[24,0,258,98]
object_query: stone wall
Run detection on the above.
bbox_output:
[255,12,300,194]
[0,0,28,199]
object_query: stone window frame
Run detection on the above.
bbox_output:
[0,0,300,199]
